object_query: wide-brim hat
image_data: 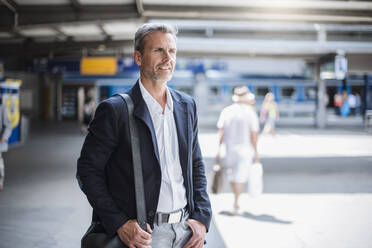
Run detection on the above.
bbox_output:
[232,86,255,103]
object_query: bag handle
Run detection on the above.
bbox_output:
[118,94,147,231]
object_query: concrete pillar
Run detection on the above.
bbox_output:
[48,75,56,121]
[40,72,61,121]
[38,72,46,120]
[315,62,327,128]
[363,74,371,116]
[56,75,63,121]
[194,73,208,115]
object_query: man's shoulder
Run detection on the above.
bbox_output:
[223,103,237,112]
[101,95,125,106]
[97,95,126,115]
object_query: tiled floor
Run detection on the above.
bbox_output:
[1,121,371,248]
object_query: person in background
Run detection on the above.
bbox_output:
[260,92,279,135]
[341,90,350,117]
[355,92,361,116]
[0,98,12,191]
[348,93,357,116]
[216,86,260,215]
[334,92,342,115]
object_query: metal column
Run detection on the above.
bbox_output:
[364,74,371,112]
[315,62,327,128]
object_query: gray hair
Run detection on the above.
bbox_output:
[134,23,178,53]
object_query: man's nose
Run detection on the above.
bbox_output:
[162,51,172,62]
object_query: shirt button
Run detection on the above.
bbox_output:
[148,210,154,216]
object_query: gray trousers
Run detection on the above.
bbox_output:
[151,211,193,248]
[0,153,4,187]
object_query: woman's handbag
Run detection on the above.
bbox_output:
[81,94,147,248]
[211,163,223,194]
[248,162,264,198]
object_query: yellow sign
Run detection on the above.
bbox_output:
[5,96,20,128]
[5,79,22,86]
[81,57,117,75]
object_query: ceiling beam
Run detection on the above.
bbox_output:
[2,2,372,32]
[145,0,372,11]
[1,0,19,28]
[70,0,81,11]
[152,19,372,33]
[0,39,133,58]
[97,23,111,40]
[51,26,68,40]
[144,10,372,25]
[0,4,138,29]
[10,27,26,39]
[177,37,372,56]
[142,4,372,24]
[1,0,18,13]
[2,37,372,59]
[136,0,144,17]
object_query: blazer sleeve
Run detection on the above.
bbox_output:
[189,99,212,231]
[77,100,130,237]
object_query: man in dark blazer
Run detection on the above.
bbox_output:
[77,23,211,248]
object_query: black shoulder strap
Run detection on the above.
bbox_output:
[118,93,147,231]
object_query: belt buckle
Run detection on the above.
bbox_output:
[168,211,182,224]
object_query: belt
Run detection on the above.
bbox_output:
[155,208,187,225]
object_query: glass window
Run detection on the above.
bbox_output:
[281,87,295,98]
[177,87,193,96]
[256,87,269,97]
[210,86,219,96]
[62,87,77,119]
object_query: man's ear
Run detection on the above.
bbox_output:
[134,50,142,67]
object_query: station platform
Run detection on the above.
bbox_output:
[0,121,371,248]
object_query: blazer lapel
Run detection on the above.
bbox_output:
[171,90,189,178]
[128,81,160,165]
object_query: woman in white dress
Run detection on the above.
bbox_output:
[216,86,260,215]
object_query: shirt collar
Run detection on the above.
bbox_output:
[139,78,173,113]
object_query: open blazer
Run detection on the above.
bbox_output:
[77,81,212,237]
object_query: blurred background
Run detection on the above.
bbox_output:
[0,0,372,247]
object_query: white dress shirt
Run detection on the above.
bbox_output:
[139,80,187,213]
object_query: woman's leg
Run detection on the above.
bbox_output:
[230,181,244,215]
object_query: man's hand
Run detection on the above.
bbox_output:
[0,138,6,143]
[183,219,206,248]
[117,219,152,248]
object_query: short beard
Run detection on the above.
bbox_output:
[150,69,173,83]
